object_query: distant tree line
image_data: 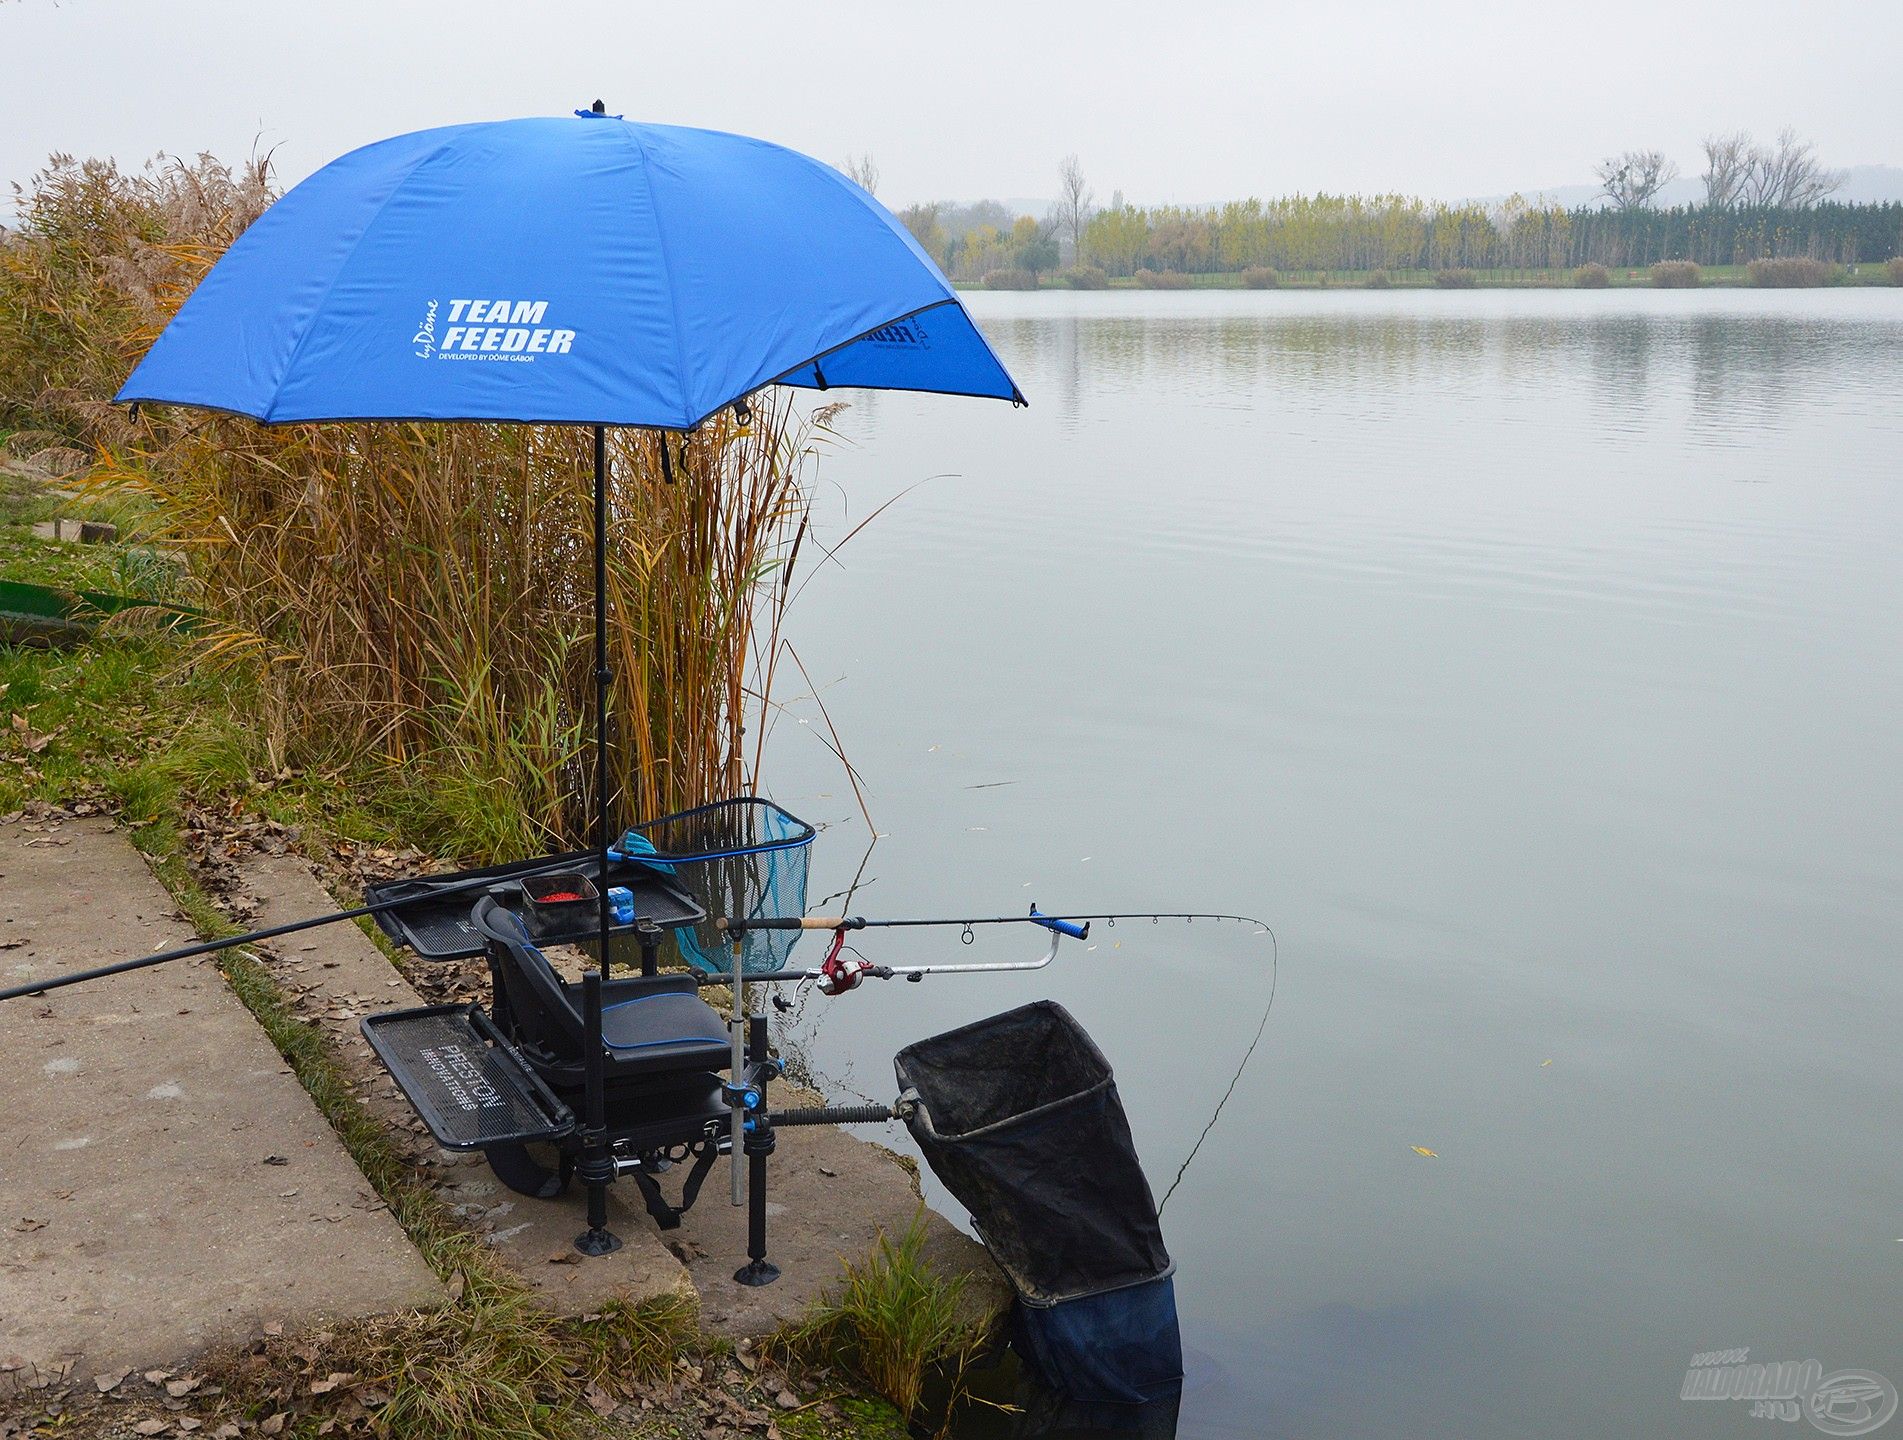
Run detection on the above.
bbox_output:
[878,132,1900,283]
[1071,195,1903,275]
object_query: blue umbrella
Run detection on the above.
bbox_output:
[116,106,1024,1261]
[118,109,1021,425]
[116,105,1020,942]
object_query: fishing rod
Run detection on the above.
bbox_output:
[730,904,1281,1212]
[713,906,1274,992]
[0,853,620,1005]
[722,908,1274,934]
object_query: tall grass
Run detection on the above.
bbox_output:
[778,1212,990,1425]
[1133,268,1191,289]
[1649,260,1702,288]
[981,268,1038,291]
[1746,256,1839,287]
[2,152,817,853]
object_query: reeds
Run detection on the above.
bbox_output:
[1133,267,1191,289]
[980,268,1039,291]
[1745,256,1839,287]
[1649,260,1702,288]
[3,153,815,854]
[778,1211,991,1425]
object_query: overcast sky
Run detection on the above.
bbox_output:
[4,0,1897,209]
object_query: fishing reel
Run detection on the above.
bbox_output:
[816,928,884,995]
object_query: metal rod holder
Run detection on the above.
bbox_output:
[733,1013,780,1287]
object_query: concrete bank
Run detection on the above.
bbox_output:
[0,811,442,1394]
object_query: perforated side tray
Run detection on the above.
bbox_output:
[361,1004,575,1150]
[367,859,705,960]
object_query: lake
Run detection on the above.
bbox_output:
[762,289,1903,1438]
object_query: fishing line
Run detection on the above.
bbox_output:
[743,905,1282,1210]
[1157,920,1277,1214]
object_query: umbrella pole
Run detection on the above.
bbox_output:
[571,422,623,1258]
[593,424,612,981]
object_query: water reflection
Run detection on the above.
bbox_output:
[770,289,1903,1440]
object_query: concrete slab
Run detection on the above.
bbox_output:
[0,812,442,1393]
[235,855,695,1319]
[669,1099,1012,1338]
[233,853,1008,1336]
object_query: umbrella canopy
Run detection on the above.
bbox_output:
[116,111,1022,426]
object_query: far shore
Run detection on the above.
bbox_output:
[956,261,1903,293]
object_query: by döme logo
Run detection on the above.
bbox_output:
[412,298,438,358]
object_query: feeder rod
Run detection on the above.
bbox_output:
[0,854,603,1005]
[719,909,1276,936]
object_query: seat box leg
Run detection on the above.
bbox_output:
[574,970,622,1257]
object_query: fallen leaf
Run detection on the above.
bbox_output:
[309,1370,353,1394]
[547,1251,581,1266]
[166,1375,201,1396]
[94,1369,130,1393]
[132,1423,169,1437]
[144,1369,173,1384]
[1411,1146,1439,1158]
[776,1389,800,1410]
[263,1321,284,1337]
[177,1420,202,1433]
[260,1414,287,1436]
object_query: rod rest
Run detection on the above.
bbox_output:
[767,1103,894,1126]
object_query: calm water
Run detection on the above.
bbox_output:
[762,290,1903,1439]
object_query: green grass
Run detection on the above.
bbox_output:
[776,1211,994,1429]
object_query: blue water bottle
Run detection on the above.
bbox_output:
[607,885,635,926]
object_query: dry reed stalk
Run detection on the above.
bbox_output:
[6,152,816,855]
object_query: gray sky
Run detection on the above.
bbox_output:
[4,0,1897,209]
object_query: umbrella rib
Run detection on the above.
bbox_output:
[616,122,695,430]
[258,140,455,425]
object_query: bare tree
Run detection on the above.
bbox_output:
[1743,128,1844,209]
[842,153,880,197]
[1594,149,1679,210]
[1054,154,1094,264]
[1700,131,1754,209]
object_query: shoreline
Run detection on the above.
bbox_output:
[956,261,1903,292]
